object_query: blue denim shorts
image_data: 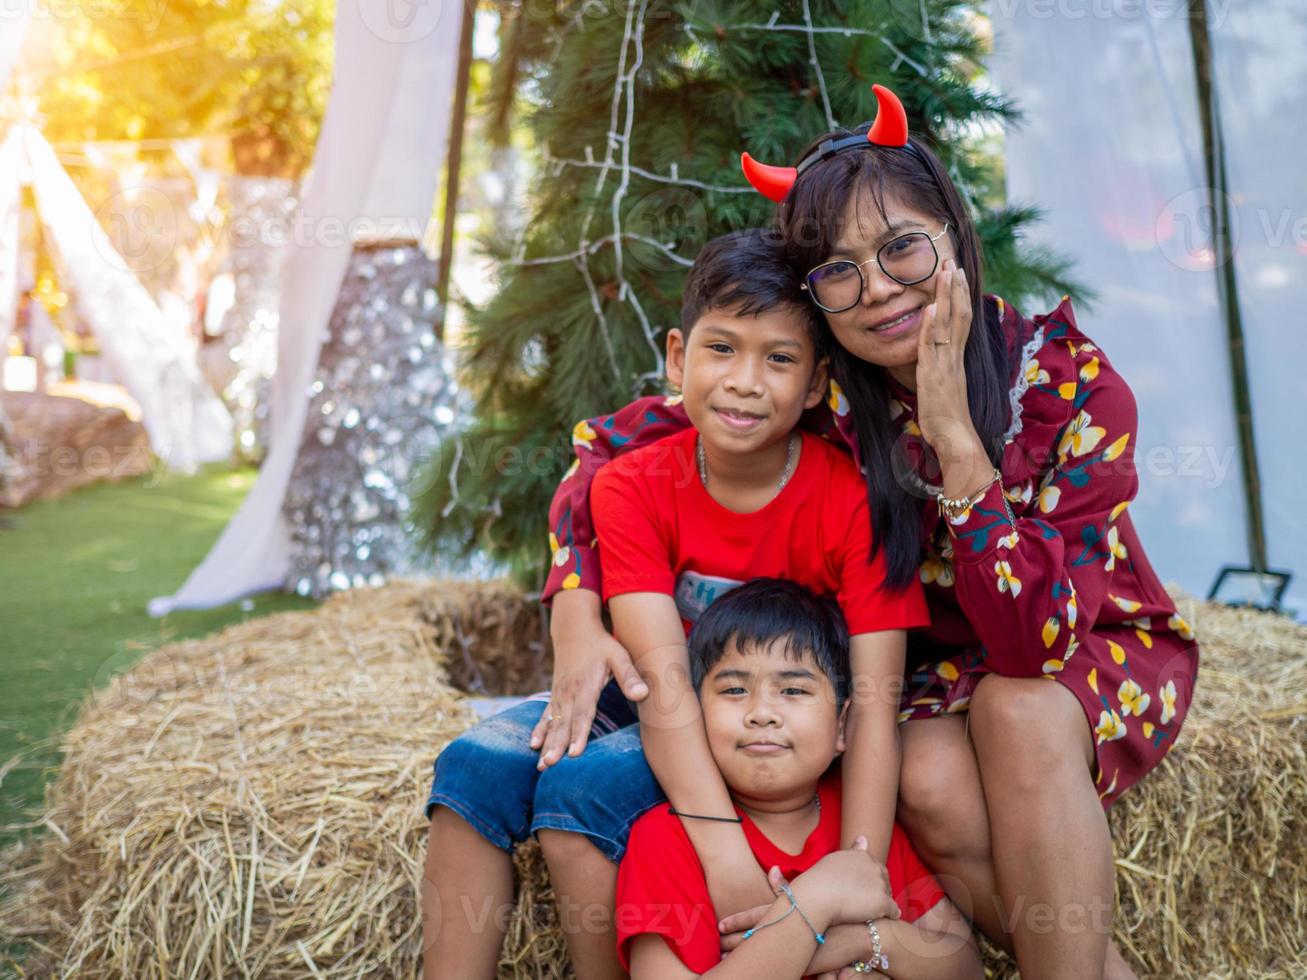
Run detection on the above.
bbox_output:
[426,680,666,863]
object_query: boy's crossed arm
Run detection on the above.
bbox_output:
[842,630,908,860]
[608,591,775,916]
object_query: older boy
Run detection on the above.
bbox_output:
[534,229,933,978]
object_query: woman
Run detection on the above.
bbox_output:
[537,85,1198,978]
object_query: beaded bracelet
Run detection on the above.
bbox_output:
[741,881,825,947]
[850,918,889,973]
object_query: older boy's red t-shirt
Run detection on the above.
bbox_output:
[590,427,929,635]
[615,772,945,974]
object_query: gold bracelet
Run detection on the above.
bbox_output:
[936,467,1001,521]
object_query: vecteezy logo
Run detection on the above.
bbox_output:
[1155,186,1238,272]
[93,185,180,274]
[358,0,444,44]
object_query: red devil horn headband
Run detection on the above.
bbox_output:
[740,83,912,203]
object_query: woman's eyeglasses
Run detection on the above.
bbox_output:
[802,223,950,314]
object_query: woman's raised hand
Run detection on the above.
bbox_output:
[915,258,981,461]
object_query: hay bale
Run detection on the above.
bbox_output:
[1,580,476,978]
[2,585,1303,979]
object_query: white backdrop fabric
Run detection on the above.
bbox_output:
[990,3,1304,617]
[21,127,235,468]
[150,3,465,615]
[0,127,234,468]
[0,11,29,364]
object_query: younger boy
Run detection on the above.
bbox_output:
[617,578,981,978]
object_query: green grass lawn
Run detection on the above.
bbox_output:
[0,464,317,847]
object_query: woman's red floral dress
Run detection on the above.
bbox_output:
[541,296,1199,807]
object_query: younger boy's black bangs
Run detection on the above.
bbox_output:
[688,578,851,706]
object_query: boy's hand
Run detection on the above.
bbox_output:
[802,836,902,928]
[532,589,649,769]
[718,838,900,953]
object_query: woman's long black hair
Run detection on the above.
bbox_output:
[777,127,1013,590]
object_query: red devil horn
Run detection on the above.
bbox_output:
[867,83,909,147]
[740,152,798,203]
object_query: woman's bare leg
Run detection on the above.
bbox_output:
[422,807,514,980]
[969,674,1114,979]
[898,714,1013,951]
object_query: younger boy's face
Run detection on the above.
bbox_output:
[665,305,827,458]
[700,637,846,805]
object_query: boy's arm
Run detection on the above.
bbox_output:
[841,629,907,861]
[863,897,982,979]
[608,591,773,915]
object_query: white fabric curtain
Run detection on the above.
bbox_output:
[0,11,29,361]
[990,4,1304,616]
[20,127,234,469]
[149,3,465,614]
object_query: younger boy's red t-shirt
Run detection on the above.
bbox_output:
[615,772,946,974]
[590,427,929,635]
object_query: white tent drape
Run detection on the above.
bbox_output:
[19,127,234,468]
[990,4,1304,616]
[149,4,465,615]
[0,11,29,360]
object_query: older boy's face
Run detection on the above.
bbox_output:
[665,305,827,458]
[700,637,846,804]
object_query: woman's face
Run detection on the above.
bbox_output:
[816,191,957,370]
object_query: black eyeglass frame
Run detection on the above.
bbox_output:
[801,222,951,314]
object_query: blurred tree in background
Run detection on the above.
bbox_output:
[414,0,1086,590]
[24,0,333,176]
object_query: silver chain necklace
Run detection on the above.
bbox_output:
[697,432,799,502]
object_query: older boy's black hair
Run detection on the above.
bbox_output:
[681,229,826,357]
[688,578,850,708]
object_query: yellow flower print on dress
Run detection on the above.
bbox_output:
[1109,500,1130,523]
[1058,409,1107,459]
[1004,481,1033,506]
[1159,679,1178,724]
[1118,678,1151,717]
[936,661,960,682]
[1079,356,1100,383]
[1038,484,1061,514]
[1102,433,1130,462]
[572,419,598,449]
[561,572,581,590]
[1109,593,1142,613]
[1042,615,1060,649]
[552,545,572,568]
[1042,657,1064,675]
[920,554,955,588]
[827,380,849,417]
[1025,358,1051,386]
[1104,525,1128,571]
[994,560,1022,598]
[1167,614,1195,641]
[1066,588,1079,628]
[1096,708,1127,743]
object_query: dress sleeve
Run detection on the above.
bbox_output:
[543,395,692,604]
[943,330,1139,678]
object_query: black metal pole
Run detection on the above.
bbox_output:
[436,0,477,341]
[1187,0,1267,573]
